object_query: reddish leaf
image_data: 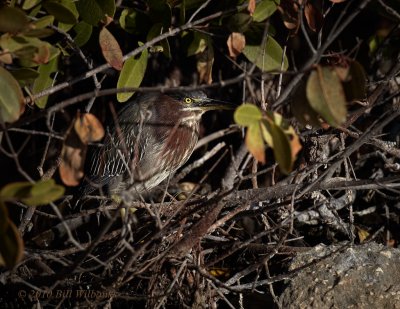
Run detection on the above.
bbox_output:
[343,61,367,102]
[59,144,86,186]
[197,45,214,85]
[59,126,87,186]
[99,27,123,70]
[277,0,300,32]
[227,32,246,58]
[246,123,265,163]
[74,113,105,144]
[304,2,323,32]
[291,82,321,127]
[0,51,12,64]
[32,44,50,64]
[248,0,256,15]
[0,217,24,268]
[306,65,347,127]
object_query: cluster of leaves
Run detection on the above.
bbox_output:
[235,104,301,174]
[0,180,64,268]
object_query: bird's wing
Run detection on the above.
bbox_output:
[83,96,154,194]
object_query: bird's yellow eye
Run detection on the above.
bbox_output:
[184,97,192,104]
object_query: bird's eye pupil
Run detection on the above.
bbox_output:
[185,97,192,104]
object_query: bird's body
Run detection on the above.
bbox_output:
[85,91,225,199]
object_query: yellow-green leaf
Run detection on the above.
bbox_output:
[117,45,148,102]
[187,32,208,56]
[99,27,123,71]
[24,28,55,38]
[119,8,150,34]
[253,0,278,22]
[32,57,58,108]
[23,0,41,10]
[32,16,55,29]
[0,180,64,206]
[243,36,288,72]
[147,23,171,58]
[23,179,65,206]
[0,182,32,201]
[262,119,292,174]
[260,119,273,147]
[0,6,30,33]
[234,103,262,127]
[0,35,60,67]
[246,123,265,163]
[306,65,347,127]
[0,66,24,123]
[10,68,39,82]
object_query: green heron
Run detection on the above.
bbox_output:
[84,91,230,200]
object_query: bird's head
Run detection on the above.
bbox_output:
[169,91,235,113]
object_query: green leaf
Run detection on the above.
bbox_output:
[43,0,78,24]
[57,22,74,32]
[23,179,65,206]
[10,68,39,84]
[243,36,288,72]
[262,119,292,174]
[0,219,24,268]
[117,45,148,102]
[147,23,171,58]
[119,8,150,34]
[0,66,24,123]
[246,123,265,163]
[0,182,31,201]
[32,15,55,29]
[98,0,116,18]
[227,13,252,33]
[32,57,58,108]
[343,61,367,102]
[234,103,262,127]
[253,0,278,22]
[306,65,347,127]
[23,0,41,10]
[0,6,30,33]
[0,35,60,67]
[24,28,55,38]
[291,82,321,127]
[0,180,64,206]
[260,118,273,147]
[73,22,92,47]
[148,0,172,27]
[187,32,208,57]
[76,0,115,26]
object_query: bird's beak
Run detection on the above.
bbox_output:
[199,98,236,111]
